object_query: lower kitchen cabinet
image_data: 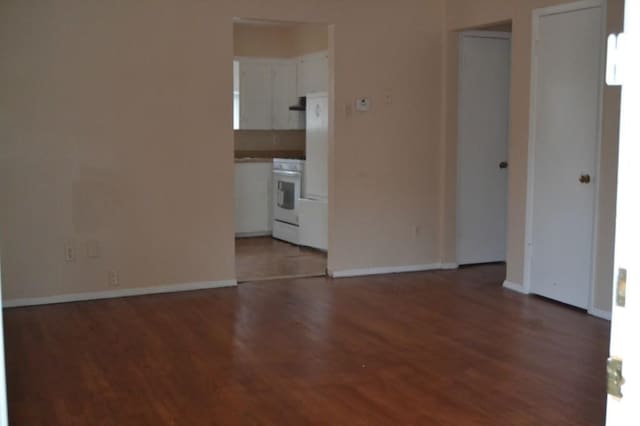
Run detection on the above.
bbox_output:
[234,162,273,236]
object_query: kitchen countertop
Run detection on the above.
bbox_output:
[234,158,274,164]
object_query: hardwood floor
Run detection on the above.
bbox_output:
[235,236,327,282]
[4,264,609,425]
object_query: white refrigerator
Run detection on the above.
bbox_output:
[299,93,329,251]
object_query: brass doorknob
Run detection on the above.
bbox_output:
[579,174,591,184]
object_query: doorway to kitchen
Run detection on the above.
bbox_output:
[456,24,512,268]
[232,19,330,282]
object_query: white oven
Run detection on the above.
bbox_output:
[273,159,304,244]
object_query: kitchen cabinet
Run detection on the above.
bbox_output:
[297,51,329,96]
[234,162,273,236]
[237,52,328,130]
[238,59,303,130]
[271,60,305,130]
[238,60,272,130]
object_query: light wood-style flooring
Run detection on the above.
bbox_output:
[235,236,327,282]
[4,264,609,425]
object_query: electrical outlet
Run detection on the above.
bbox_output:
[64,243,74,262]
[108,270,119,287]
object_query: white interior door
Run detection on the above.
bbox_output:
[606,2,640,423]
[527,1,604,309]
[456,32,511,265]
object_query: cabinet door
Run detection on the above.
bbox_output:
[271,60,303,130]
[239,60,272,130]
[312,52,329,93]
[297,51,328,96]
[235,163,273,235]
[305,95,329,199]
[297,56,311,97]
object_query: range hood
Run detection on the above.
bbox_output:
[288,96,306,111]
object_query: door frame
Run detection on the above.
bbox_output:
[456,30,512,265]
[523,0,607,315]
[231,20,334,281]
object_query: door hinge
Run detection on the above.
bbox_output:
[616,268,627,307]
[607,357,625,399]
[606,33,628,86]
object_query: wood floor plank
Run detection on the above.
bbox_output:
[235,237,327,282]
[3,264,609,425]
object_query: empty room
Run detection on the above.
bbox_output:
[0,0,638,425]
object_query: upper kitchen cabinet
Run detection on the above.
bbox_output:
[271,60,305,130]
[238,60,273,130]
[237,58,303,131]
[297,51,329,96]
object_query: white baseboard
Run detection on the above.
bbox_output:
[501,282,612,320]
[235,231,272,238]
[3,280,237,308]
[440,263,459,270]
[330,263,448,278]
[588,308,612,321]
[502,280,529,294]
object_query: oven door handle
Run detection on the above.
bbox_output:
[273,170,301,177]
[277,187,284,205]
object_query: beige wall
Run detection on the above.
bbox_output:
[442,0,624,312]
[234,22,328,58]
[0,0,444,301]
[0,0,622,314]
[290,24,329,56]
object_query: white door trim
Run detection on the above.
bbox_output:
[523,0,607,316]
[459,31,512,41]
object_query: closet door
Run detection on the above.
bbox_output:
[456,32,511,265]
[527,2,604,309]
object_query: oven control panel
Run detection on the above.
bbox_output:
[273,158,305,172]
